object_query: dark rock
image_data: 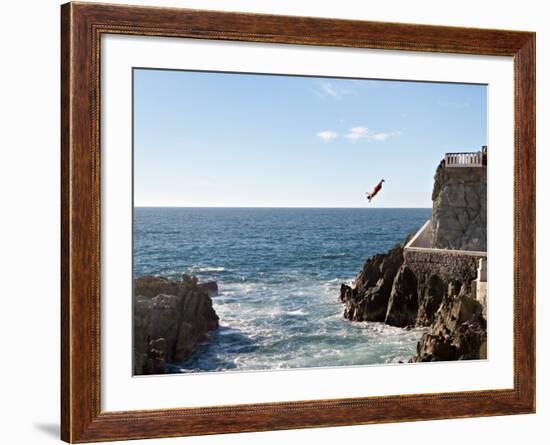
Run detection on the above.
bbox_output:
[415,273,447,326]
[412,281,486,362]
[385,265,418,327]
[133,275,219,375]
[453,320,487,360]
[340,243,404,322]
[198,281,219,298]
[413,333,457,362]
[143,338,167,375]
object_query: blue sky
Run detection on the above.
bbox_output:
[134,69,486,208]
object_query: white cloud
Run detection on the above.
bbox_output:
[315,81,355,100]
[316,126,401,144]
[317,130,339,142]
[345,126,402,143]
[346,126,369,142]
[371,132,389,141]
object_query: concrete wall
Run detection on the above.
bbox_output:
[406,219,432,249]
[404,248,486,284]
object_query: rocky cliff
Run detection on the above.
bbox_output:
[133,274,219,375]
[431,160,487,251]
[340,243,404,323]
[412,280,486,362]
[340,154,487,362]
[339,242,487,361]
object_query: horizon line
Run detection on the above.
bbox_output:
[134,205,432,209]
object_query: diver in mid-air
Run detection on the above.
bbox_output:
[366,179,385,203]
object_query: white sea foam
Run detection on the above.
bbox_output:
[287,309,307,316]
[135,207,432,373]
[188,266,226,273]
[321,252,349,258]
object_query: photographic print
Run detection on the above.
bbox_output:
[132,69,488,376]
[61,6,535,440]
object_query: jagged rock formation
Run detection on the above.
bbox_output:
[413,280,487,362]
[339,243,404,322]
[133,274,219,375]
[414,273,446,326]
[431,160,487,251]
[340,152,487,362]
[198,281,219,298]
[340,242,467,329]
[385,265,418,327]
[339,243,487,361]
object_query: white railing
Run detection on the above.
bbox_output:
[445,151,483,167]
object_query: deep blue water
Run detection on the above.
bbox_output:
[134,207,431,372]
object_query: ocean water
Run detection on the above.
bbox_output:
[134,207,431,373]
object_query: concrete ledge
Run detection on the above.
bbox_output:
[405,246,487,258]
[404,220,487,284]
[406,219,432,249]
[405,219,487,258]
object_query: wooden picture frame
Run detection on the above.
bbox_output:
[61,2,535,442]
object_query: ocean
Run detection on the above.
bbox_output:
[133,207,431,373]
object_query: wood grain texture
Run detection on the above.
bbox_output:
[60,2,536,442]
